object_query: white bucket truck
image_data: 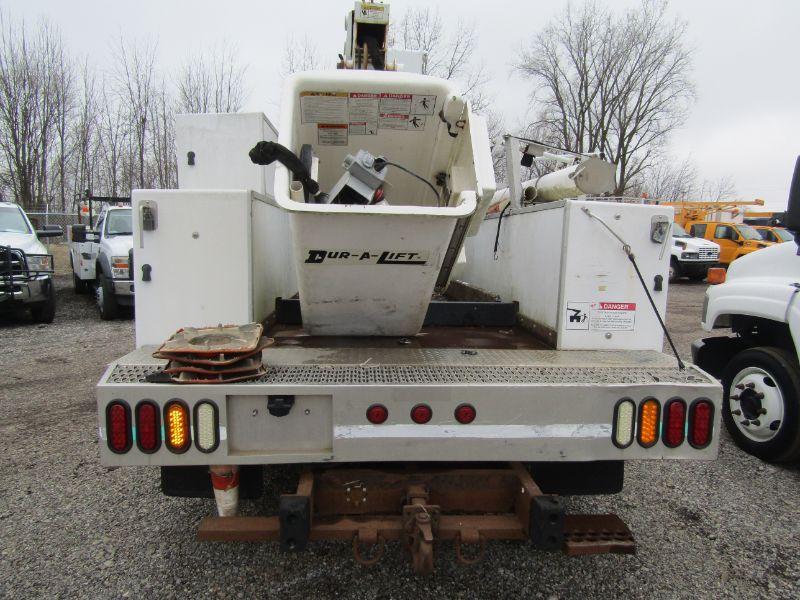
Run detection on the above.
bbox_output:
[94,2,722,574]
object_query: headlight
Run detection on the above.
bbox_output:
[681,252,699,259]
[26,255,52,272]
[111,256,130,279]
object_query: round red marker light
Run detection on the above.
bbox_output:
[454,404,476,424]
[410,404,432,424]
[366,404,388,424]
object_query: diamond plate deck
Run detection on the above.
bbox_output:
[107,359,709,386]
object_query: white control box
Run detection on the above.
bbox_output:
[463,199,673,351]
[176,112,278,195]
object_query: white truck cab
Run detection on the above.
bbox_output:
[0,202,60,322]
[692,159,800,462]
[669,222,720,282]
[69,203,134,319]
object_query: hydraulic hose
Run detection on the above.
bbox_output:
[249,141,320,197]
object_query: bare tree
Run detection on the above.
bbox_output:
[393,9,489,109]
[149,78,177,188]
[641,156,697,200]
[515,0,695,194]
[97,86,128,197]
[177,42,247,113]
[699,174,737,202]
[281,35,321,76]
[0,13,71,209]
[112,36,156,189]
[69,59,97,210]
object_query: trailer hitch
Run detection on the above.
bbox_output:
[198,463,636,575]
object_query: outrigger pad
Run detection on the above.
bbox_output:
[530,496,565,551]
[279,496,310,552]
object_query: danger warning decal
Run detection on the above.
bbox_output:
[300,90,437,137]
[303,249,430,265]
[300,92,349,124]
[318,123,348,146]
[566,301,637,332]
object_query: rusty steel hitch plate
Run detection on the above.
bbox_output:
[197,463,636,574]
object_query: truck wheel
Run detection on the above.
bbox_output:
[722,347,800,462]
[30,282,56,324]
[669,258,680,283]
[96,272,119,320]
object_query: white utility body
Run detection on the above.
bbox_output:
[100,66,721,467]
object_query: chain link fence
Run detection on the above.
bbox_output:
[26,212,80,243]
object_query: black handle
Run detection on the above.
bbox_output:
[249,142,319,196]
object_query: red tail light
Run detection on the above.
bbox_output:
[107,401,131,453]
[454,404,476,424]
[688,399,714,448]
[411,404,432,424]
[366,404,388,424]
[136,401,160,453]
[662,399,686,448]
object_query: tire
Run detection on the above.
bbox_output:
[96,271,119,320]
[30,281,56,324]
[721,346,800,462]
[668,258,680,283]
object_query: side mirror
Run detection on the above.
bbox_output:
[70,224,87,243]
[785,156,800,250]
[36,225,63,238]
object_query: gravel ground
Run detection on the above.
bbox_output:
[0,244,798,599]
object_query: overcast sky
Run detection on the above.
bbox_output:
[5,0,799,209]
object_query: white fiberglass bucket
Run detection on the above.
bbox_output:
[274,71,495,335]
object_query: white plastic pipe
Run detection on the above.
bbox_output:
[290,181,304,202]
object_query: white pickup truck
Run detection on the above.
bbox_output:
[0,202,60,323]
[669,222,720,283]
[69,203,134,319]
[692,159,800,462]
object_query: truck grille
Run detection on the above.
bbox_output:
[698,247,718,261]
[0,246,25,277]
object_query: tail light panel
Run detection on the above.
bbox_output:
[662,399,687,448]
[194,401,219,453]
[612,398,635,448]
[688,399,714,449]
[454,403,476,424]
[410,404,432,424]
[135,401,161,453]
[637,398,660,448]
[164,400,191,453]
[106,401,132,454]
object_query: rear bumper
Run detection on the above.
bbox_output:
[0,275,52,307]
[98,347,722,466]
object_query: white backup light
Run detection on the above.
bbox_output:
[614,400,635,448]
[195,402,218,452]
